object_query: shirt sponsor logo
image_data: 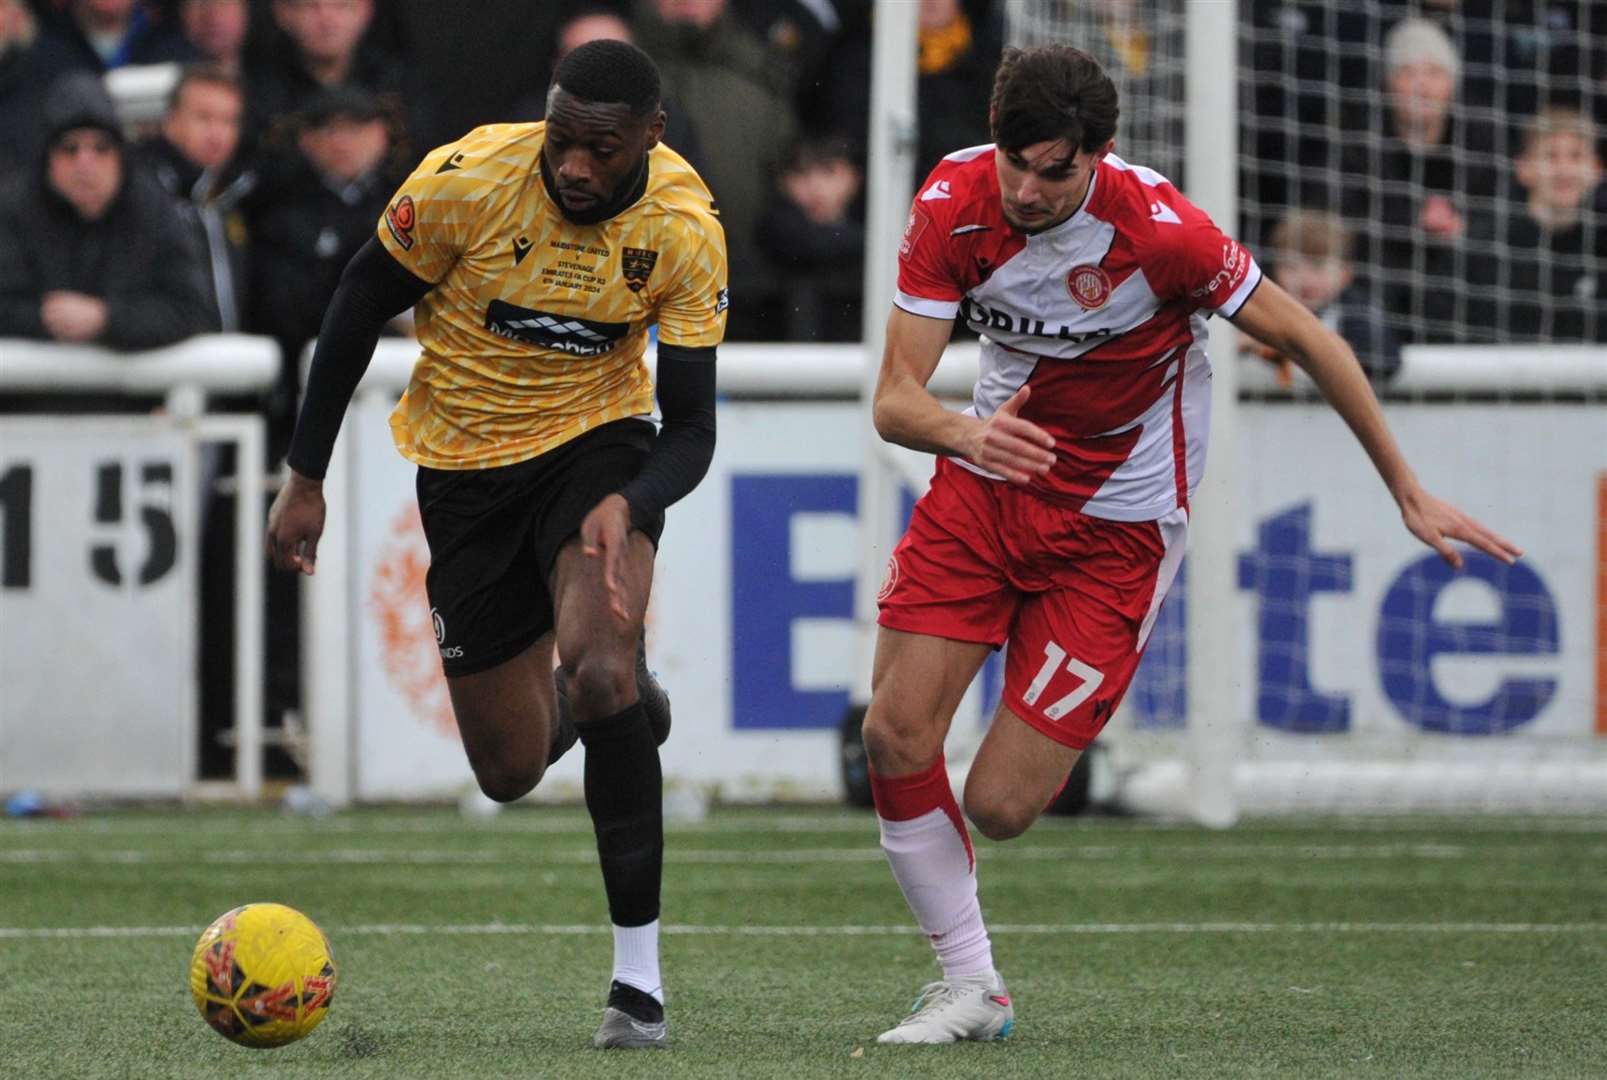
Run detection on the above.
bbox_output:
[1067,263,1113,309]
[483,299,630,356]
[960,297,1114,344]
[899,208,930,260]
[1191,240,1248,300]
[384,194,416,250]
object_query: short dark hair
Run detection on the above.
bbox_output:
[783,134,857,173]
[297,85,387,130]
[989,46,1119,155]
[166,63,243,115]
[551,38,661,120]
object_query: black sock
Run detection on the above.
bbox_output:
[578,700,662,927]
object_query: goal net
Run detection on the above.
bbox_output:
[986,0,1607,815]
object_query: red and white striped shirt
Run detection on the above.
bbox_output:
[895,146,1261,521]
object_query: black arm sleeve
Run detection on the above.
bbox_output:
[618,343,717,530]
[285,237,434,479]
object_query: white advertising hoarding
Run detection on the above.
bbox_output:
[0,418,197,796]
[322,397,1604,806]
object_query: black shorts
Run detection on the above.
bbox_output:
[416,418,663,678]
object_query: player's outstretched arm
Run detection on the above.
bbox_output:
[265,238,433,575]
[1229,280,1522,570]
[872,306,1055,485]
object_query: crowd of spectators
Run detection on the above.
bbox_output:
[0,0,1603,426]
[1245,0,1606,347]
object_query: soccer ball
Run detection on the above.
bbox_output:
[189,903,337,1048]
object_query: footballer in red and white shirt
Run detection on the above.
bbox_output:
[861,46,1522,1048]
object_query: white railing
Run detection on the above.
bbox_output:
[1237,343,1607,395]
[0,334,280,414]
[352,339,1607,399]
[346,339,983,398]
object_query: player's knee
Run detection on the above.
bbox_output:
[861,706,939,773]
[560,649,635,720]
[964,794,1036,842]
[472,760,543,803]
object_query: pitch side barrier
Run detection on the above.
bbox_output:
[0,335,275,801]
[302,340,1606,813]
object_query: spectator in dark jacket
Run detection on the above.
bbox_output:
[757,135,865,341]
[1467,108,1606,343]
[1340,17,1500,344]
[30,0,172,81]
[130,0,252,72]
[135,63,254,331]
[243,84,402,450]
[0,0,46,180]
[914,0,1000,181]
[635,0,798,338]
[0,72,210,349]
[247,0,415,165]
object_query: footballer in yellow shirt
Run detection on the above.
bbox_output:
[266,40,724,1049]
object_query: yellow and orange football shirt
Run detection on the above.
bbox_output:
[374,122,728,470]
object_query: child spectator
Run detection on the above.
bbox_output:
[1250,208,1400,381]
[1468,108,1605,342]
[756,135,865,341]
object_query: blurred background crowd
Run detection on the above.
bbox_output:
[0,0,1603,427]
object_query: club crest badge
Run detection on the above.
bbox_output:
[1066,263,1112,309]
[622,247,659,293]
[876,554,901,602]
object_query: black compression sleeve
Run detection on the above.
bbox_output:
[618,343,717,530]
[285,237,434,479]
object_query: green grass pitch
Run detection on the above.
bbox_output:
[1,805,1603,1078]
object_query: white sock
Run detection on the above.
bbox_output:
[879,808,995,979]
[612,920,663,1003]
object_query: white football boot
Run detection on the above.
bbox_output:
[876,969,1015,1045]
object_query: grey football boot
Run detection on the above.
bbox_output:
[591,980,667,1050]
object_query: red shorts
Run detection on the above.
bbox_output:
[877,457,1187,749]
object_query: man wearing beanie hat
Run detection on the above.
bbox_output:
[0,73,210,349]
[1340,16,1499,345]
[1383,18,1461,152]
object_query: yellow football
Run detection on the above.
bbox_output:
[189,903,337,1048]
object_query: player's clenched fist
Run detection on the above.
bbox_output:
[265,472,326,575]
[966,385,1057,485]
